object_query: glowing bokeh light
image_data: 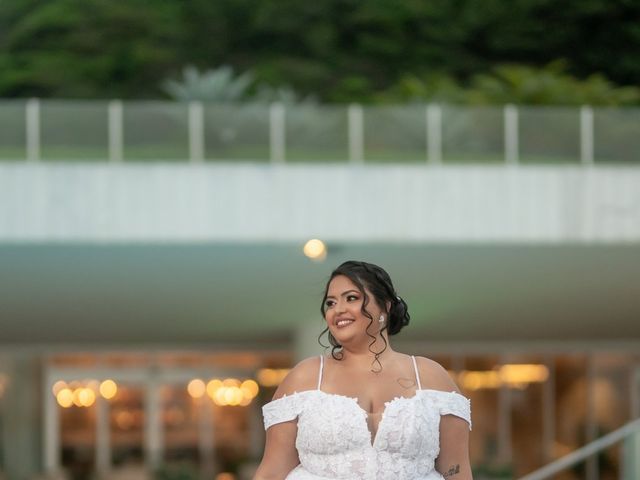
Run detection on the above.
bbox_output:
[56,388,74,408]
[207,379,223,398]
[241,379,259,398]
[257,368,290,387]
[99,379,118,399]
[303,239,327,261]
[78,388,96,407]
[222,378,241,388]
[213,387,226,406]
[216,473,235,480]
[187,379,206,398]
[52,380,67,396]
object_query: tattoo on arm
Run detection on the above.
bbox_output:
[442,464,460,478]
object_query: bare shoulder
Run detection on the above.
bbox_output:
[413,356,461,394]
[271,356,321,401]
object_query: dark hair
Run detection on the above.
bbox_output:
[318,260,410,372]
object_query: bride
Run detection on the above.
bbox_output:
[253,260,472,480]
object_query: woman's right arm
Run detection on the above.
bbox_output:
[253,357,319,480]
[253,421,300,480]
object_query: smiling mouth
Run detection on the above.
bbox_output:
[335,319,355,328]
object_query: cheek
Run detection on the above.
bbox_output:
[350,302,364,316]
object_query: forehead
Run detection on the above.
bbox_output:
[327,274,360,295]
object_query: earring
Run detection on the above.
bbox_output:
[379,315,385,324]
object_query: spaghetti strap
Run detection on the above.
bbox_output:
[317,355,324,390]
[411,355,422,390]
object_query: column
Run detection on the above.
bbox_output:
[585,355,598,480]
[43,370,60,474]
[497,354,512,464]
[144,375,162,471]
[2,353,42,480]
[294,319,324,363]
[95,395,111,475]
[622,367,640,480]
[198,397,215,479]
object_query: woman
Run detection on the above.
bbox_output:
[254,261,472,480]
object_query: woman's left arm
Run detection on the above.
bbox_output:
[414,356,473,480]
[435,414,473,480]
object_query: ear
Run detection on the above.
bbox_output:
[385,300,391,314]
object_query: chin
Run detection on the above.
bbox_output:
[332,330,359,343]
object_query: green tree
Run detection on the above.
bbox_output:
[1,0,639,101]
[378,62,640,106]
[465,62,640,106]
[0,0,181,98]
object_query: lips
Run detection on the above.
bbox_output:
[335,318,355,328]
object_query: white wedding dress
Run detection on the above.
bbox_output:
[262,355,472,480]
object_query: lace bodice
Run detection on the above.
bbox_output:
[262,356,472,480]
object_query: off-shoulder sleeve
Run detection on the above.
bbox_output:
[430,390,472,430]
[262,392,304,430]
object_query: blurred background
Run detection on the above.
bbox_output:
[0,1,639,480]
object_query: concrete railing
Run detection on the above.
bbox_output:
[0,99,638,165]
[518,418,640,480]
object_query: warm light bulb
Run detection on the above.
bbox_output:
[52,380,67,396]
[207,379,223,398]
[72,388,84,407]
[303,239,327,261]
[78,388,96,407]
[213,387,227,406]
[241,379,259,399]
[222,378,241,388]
[99,380,118,399]
[257,368,290,387]
[216,473,235,480]
[56,388,74,408]
[187,379,206,398]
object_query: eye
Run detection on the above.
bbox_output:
[347,295,359,301]
[324,299,335,308]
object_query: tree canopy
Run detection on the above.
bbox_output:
[0,0,638,103]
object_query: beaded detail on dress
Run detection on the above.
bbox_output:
[262,355,471,480]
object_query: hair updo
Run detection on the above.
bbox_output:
[318,260,410,371]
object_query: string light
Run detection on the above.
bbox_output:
[457,364,549,390]
[52,379,118,407]
[189,377,260,406]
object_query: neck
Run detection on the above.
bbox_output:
[339,335,395,368]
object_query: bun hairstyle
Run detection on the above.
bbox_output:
[318,260,410,371]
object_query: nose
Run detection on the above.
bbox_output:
[331,298,344,313]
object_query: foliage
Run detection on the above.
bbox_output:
[162,65,253,102]
[378,62,640,106]
[0,0,182,98]
[162,65,316,105]
[465,62,640,106]
[375,73,467,104]
[0,0,639,103]
[253,84,318,105]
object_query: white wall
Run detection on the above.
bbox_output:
[1,163,639,243]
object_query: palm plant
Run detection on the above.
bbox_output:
[162,65,253,102]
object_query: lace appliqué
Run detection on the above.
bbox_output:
[430,390,472,431]
[262,390,307,430]
[261,389,472,480]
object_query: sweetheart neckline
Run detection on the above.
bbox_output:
[273,387,466,406]
[270,388,466,448]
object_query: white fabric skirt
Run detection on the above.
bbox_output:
[285,465,445,480]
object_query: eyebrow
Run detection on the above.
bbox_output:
[325,289,359,300]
